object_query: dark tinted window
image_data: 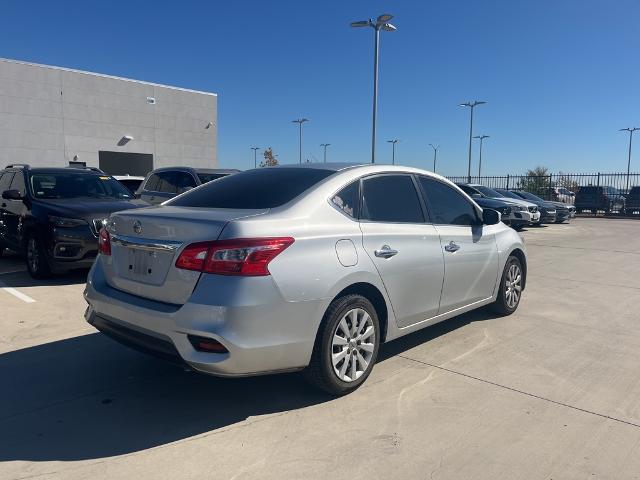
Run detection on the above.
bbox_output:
[156,172,177,193]
[197,173,228,184]
[29,173,132,199]
[361,175,424,223]
[0,172,15,193]
[168,168,336,209]
[332,181,359,218]
[9,171,26,195]
[419,177,478,225]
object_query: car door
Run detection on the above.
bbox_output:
[418,176,500,313]
[0,172,15,244]
[359,174,445,328]
[4,171,27,248]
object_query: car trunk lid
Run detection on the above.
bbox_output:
[103,206,267,304]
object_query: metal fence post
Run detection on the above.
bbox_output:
[597,172,600,188]
[506,174,510,189]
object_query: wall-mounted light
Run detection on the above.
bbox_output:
[146,96,156,104]
[118,135,134,146]
[205,121,213,129]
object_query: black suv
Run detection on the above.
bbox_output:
[626,186,640,214]
[575,186,626,213]
[137,167,240,205]
[0,165,147,278]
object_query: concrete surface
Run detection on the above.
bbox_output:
[1,217,640,480]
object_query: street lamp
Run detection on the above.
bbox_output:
[459,100,486,182]
[620,127,639,193]
[473,135,490,177]
[320,143,331,163]
[250,146,261,168]
[351,14,397,164]
[429,144,439,172]
[387,139,399,164]
[292,118,309,164]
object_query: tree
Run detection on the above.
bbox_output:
[516,165,551,198]
[260,147,279,167]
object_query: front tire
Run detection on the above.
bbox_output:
[26,234,51,279]
[305,294,380,396]
[491,255,524,316]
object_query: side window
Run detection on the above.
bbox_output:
[156,172,178,193]
[0,172,13,193]
[173,172,197,193]
[361,175,425,223]
[419,177,479,226]
[144,173,161,192]
[9,172,26,195]
[331,181,359,218]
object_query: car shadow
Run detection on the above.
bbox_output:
[0,308,495,462]
[0,268,88,287]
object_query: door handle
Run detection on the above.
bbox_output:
[374,245,398,258]
[444,241,460,253]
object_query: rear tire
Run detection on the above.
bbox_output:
[305,294,380,396]
[491,255,524,316]
[26,234,52,279]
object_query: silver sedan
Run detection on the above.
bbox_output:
[84,164,527,395]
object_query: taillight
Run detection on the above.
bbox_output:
[175,237,294,276]
[98,228,111,256]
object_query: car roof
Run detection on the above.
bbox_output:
[6,167,105,175]
[148,166,240,174]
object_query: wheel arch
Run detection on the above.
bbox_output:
[508,248,527,290]
[331,282,389,343]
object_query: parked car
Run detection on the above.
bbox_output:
[0,164,147,277]
[508,190,560,224]
[552,186,576,205]
[574,186,626,213]
[626,186,640,214]
[113,175,145,195]
[456,183,538,230]
[85,164,527,395]
[137,167,240,205]
[493,188,541,225]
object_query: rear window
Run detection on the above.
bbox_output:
[197,173,229,184]
[168,168,336,209]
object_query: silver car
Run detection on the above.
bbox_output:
[84,164,527,395]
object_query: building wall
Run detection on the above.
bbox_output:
[0,58,217,173]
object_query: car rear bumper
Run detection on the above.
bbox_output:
[84,259,326,377]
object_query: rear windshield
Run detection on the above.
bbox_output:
[29,173,132,199]
[474,186,503,198]
[168,168,336,209]
[196,173,229,184]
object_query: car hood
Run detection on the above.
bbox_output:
[473,197,515,209]
[33,198,148,219]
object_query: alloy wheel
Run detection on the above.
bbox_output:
[504,263,522,309]
[331,308,375,382]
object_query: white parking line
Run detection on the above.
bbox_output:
[0,280,36,303]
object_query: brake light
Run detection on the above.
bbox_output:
[98,228,111,256]
[175,237,294,276]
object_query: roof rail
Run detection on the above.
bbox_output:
[5,164,30,169]
[64,165,105,173]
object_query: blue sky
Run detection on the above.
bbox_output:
[2,0,639,175]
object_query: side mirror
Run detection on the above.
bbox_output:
[2,189,23,201]
[482,208,500,225]
[471,193,482,198]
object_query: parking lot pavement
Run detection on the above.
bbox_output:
[2,217,640,480]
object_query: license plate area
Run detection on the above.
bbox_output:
[116,246,173,286]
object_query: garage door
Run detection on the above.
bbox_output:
[98,151,154,176]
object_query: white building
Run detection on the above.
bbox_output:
[0,58,217,175]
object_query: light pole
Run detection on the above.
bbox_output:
[459,100,486,182]
[250,147,261,168]
[292,118,309,164]
[620,127,639,193]
[351,14,397,164]
[473,135,489,177]
[387,139,399,164]
[429,144,439,172]
[320,143,330,163]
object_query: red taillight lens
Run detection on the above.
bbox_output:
[175,237,294,276]
[188,335,229,353]
[98,228,111,256]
